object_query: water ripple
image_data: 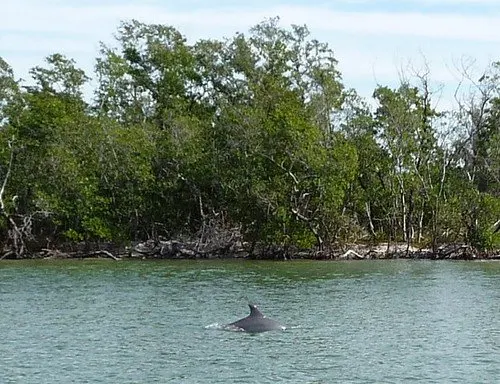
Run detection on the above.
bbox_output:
[0,259,498,383]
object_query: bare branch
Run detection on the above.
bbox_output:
[0,137,15,213]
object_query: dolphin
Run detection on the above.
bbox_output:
[225,303,286,333]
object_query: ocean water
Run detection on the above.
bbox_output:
[0,259,499,383]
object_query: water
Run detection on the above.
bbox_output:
[0,259,499,383]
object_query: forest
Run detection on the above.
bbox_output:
[1,18,500,259]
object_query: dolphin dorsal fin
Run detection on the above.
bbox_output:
[248,303,264,318]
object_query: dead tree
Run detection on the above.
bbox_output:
[0,139,50,258]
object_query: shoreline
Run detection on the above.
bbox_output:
[2,240,500,261]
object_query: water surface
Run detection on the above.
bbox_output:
[1,259,499,383]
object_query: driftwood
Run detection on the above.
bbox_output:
[36,245,122,260]
[129,238,248,259]
[86,250,120,261]
[339,249,364,260]
[125,240,492,260]
[0,250,15,260]
[307,243,485,261]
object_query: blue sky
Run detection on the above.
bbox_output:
[2,0,499,109]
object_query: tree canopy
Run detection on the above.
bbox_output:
[1,18,500,258]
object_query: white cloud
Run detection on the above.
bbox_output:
[278,8,499,42]
[1,33,98,55]
[2,2,500,41]
[1,0,498,106]
[389,0,499,3]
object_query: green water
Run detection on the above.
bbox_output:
[0,260,499,383]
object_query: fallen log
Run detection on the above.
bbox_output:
[339,249,364,260]
[87,250,120,261]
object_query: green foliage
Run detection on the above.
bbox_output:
[467,194,500,250]
[1,22,500,254]
[371,82,443,245]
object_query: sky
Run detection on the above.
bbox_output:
[1,0,500,110]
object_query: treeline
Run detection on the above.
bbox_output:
[1,18,500,258]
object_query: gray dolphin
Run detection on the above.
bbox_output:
[225,303,286,333]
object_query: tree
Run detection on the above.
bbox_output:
[373,79,440,250]
[2,21,500,257]
[95,20,217,239]
[191,18,355,254]
[451,61,500,249]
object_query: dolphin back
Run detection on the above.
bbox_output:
[226,304,285,333]
[248,303,264,318]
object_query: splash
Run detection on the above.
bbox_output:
[204,323,246,332]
